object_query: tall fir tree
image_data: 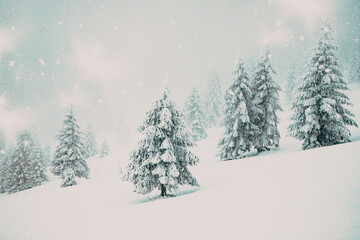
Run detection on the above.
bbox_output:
[205,68,223,127]
[252,47,282,152]
[42,145,51,167]
[183,87,208,141]
[0,130,48,193]
[116,116,131,145]
[286,63,297,104]
[83,125,98,159]
[288,20,358,150]
[349,48,360,85]
[52,107,89,187]
[218,59,260,160]
[99,140,109,158]
[123,89,199,197]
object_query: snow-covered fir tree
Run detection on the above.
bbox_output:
[83,125,98,159]
[183,87,207,141]
[285,63,297,104]
[42,145,51,167]
[218,59,260,160]
[248,56,259,90]
[99,140,109,158]
[205,68,223,127]
[0,130,5,154]
[252,47,282,152]
[288,20,358,150]
[33,136,45,168]
[349,49,360,85]
[123,89,199,197]
[0,130,48,193]
[52,107,89,187]
[0,150,10,193]
[116,116,131,145]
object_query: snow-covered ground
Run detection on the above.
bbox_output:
[0,87,359,240]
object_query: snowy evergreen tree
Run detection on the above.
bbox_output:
[33,136,46,168]
[83,125,98,159]
[42,145,51,167]
[252,47,282,152]
[52,107,89,187]
[183,87,207,141]
[0,130,48,193]
[123,89,199,197]
[116,116,131,145]
[0,148,10,193]
[248,56,259,90]
[99,140,109,158]
[349,50,360,85]
[288,20,358,150]
[218,59,260,160]
[286,63,297,104]
[0,130,6,154]
[205,68,223,127]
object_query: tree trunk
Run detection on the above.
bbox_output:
[160,184,167,196]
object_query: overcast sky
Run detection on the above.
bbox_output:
[0,0,359,146]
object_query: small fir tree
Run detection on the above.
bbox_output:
[0,149,11,193]
[218,59,260,160]
[252,47,282,152]
[0,130,6,154]
[42,145,51,167]
[0,130,48,193]
[286,63,297,104]
[83,125,98,159]
[123,89,199,197]
[349,50,360,85]
[184,87,207,141]
[288,20,358,149]
[99,140,109,158]
[116,116,131,145]
[52,107,89,187]
[205,68,223,127]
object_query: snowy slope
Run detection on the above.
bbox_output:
[0,126,360,240]
[0,85,359,240]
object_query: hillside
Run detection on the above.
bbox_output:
[0,124,359,240]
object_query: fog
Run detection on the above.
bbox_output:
[0,0,359,145]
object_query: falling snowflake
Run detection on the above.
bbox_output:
[39,59,47,66]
